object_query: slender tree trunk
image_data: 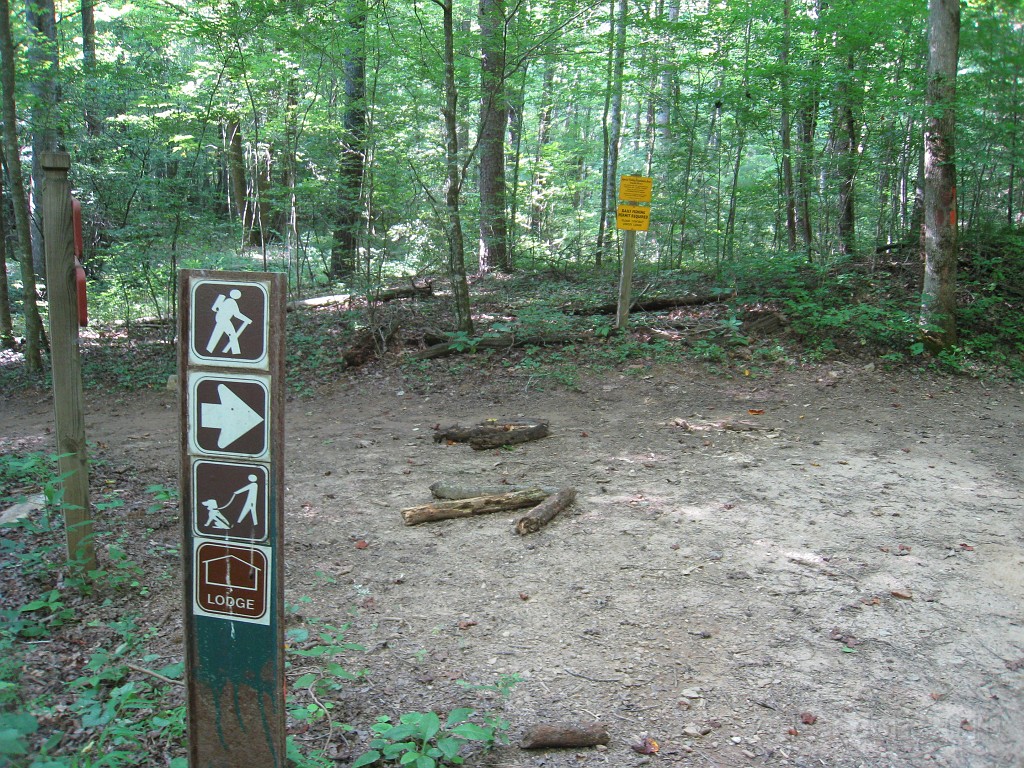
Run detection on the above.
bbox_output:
[597,0,626,265]
[0,0,43,370]
[225,120,251,233]
[780,0,797,251]
[81,0,101,136]
[835,58,857,257]
[26,0,59,276]
[332,0,367,282]
[478,0,510,273]
[530,64,555,237]
[0,148,13,348]
[920,0,960,350]
[724,19,752,262]
[436,0,472,333]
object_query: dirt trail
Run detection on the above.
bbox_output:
[3,362,1023,767]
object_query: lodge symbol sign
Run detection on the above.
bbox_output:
[193,541,271,624]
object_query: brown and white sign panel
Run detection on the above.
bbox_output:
[192,460,269,542]
[188,372,270,460]
[193,541,271,624]
[189,279,270,368]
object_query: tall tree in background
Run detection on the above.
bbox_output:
[0,148,13,348]
[433,0,473,333]
[920,0,960,349]
[331,0,368,281]
[0,0,44,370]
[26,0,60,274]
[597,0,626,266]
[478,0,510,273]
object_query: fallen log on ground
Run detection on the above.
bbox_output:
[434,419,549,450]
[429,482,555,500]
[515,487,576,534]
[562,290,735,316]
[520,723,610,749]
[401,488,549,526]
[412,332,592,360]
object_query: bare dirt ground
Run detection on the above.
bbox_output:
[3,360,1023,767]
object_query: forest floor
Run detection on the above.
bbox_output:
[2,337,1023,766]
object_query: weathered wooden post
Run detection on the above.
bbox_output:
[614,175,653,331]
[179,270,287,767]
[41,151,95,570]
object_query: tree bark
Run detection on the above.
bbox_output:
[401,488,549,526]
[919,0,960,350]
[331,0,367,282]
[26,0,59,276]
[478,0,510,274]
[780,0,798,251]
[515,487,576,534]
[81,0,101,135]
[520,723,609,749]
[835,55,858,257]
[0,147,13,348]
[0,0,44,370]
[435,0,473,333]
[596,0,626,266]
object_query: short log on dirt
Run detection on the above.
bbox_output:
[401,488,550,526]
[429,482,555,500]
[515,487,576,535]
[434,419,549,450]
[520,723,610,749]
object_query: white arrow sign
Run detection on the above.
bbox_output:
[201,384,265,448]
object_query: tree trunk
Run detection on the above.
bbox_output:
[529,64,555,237]
[81,0,101,136]
[478,0,510,274]
[597,0,626,266]
[331,0,367,282]
[0,147,13,348]
[225,120,251,234]
[0,0,44,370]
[26,0,59,277]
[835,55,857,257]
[437,0,472,334]
[780,0,797,251]
[919,0,960,350]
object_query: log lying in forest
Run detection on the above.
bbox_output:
[515,487,576,535]
[562,290,735,316]
[434,419,549,450]
[401,488,549,526]
[287,281,432,312]
[412,332,592,360]
[429,482,556,500]
[520,723,610,749]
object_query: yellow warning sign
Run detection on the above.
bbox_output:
[618,175,653,203]
[616,204,651,231]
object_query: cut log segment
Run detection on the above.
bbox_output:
[520,723,610,749]
[287,281,432,311]
[429,482,544,500]
[401,488,549,526]
[515,487,576,534]
[434,419,549,450]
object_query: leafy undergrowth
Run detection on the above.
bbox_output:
[1,247,1021,399]
[0,451,515,767]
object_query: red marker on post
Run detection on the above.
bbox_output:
[72,198,87,327]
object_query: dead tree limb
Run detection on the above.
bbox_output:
[401,488,549,526]
[430,482,555,500]
[434,419,549,450]
[520,723,610,749]
[515,487,576,534]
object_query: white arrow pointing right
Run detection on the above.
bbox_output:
[201,384,264,448]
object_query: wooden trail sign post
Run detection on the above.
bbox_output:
[615,175,653,330]
[178,270,286,767]
[41,152,95,570]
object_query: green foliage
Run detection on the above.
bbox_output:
[352,707,510,768]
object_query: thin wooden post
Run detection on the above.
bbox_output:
[615,229,637,329]
[41,151,95,570]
